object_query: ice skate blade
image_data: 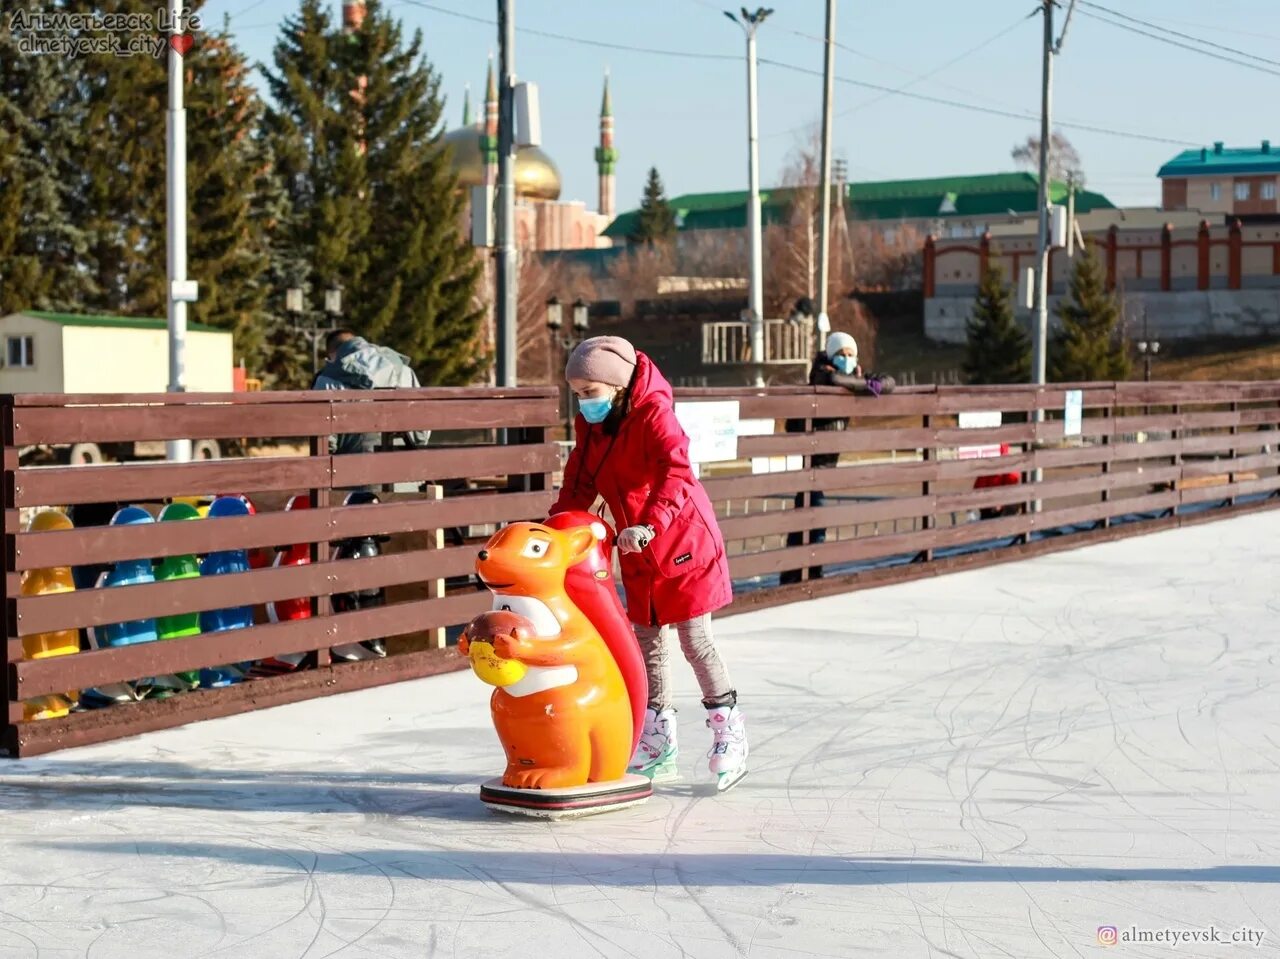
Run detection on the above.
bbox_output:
[715,767,748,793]
[480,774,652,819]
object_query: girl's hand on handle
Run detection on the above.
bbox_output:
[618,525,654,554]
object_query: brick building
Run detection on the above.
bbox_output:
[1159,141,1280,218]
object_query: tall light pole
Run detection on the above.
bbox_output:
[495,0,518,387]
[816,0,837,343]
[166,5,196,462]
[1030,0,1077,505]
[1032,0,1078,386]
[1031,0,1054,389]
[727,7,772,387]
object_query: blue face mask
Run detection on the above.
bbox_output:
[578,393,615,424]
[833,354,857,375]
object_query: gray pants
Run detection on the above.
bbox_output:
[633,614,735,710]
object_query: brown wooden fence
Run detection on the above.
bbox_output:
[4,381,1279,757]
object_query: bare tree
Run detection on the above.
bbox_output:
[1011,131,1085,186]
[847,222,924,291]
[767,133,878,364]
[602,243,675,316]
[517,253,598,385]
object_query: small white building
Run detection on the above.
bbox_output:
[0,311,233,394]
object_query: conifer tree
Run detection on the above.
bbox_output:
[76,0,171,315]
[264,0,480,383]
[0,2,93,312]
[963,262,1030,384]
[629,167,677,245]
[185,21,275,369]
[1050,243,1131,382]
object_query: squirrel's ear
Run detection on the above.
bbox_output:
[566,526,595,562]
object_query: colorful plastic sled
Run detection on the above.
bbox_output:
[81,506,159,708]
[252,494,312,676]
[151,502,203,692]
[18,511,81,719]
[197,495,256,687]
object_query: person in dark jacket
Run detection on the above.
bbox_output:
[780,332,894,585]
[313,330,430,454]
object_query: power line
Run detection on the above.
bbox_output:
[758,58,1197,147]
[770,11,1034,135]
[391,0,1199,149]
[399,0,737,60]
[1077,1,1280,69]
[1077,8,1280,79]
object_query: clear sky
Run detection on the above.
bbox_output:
[205,0,1280,214]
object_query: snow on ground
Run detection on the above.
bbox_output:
[1,511,1279,959]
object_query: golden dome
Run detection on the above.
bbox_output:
[441,124,562,202]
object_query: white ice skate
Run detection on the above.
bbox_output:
[706,705,748,792]
[629,707,680,783]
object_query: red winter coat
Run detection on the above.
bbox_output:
[973,443,1021,489]
[550,352,733,627]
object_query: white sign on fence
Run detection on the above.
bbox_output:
[674,401,740,465]
[957,409,1003,459]
[751,455,804,475]
[1064,390,1083,437]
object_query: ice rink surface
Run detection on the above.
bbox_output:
[2,511,1279,959]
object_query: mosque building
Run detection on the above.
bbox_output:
[441,60,617,252]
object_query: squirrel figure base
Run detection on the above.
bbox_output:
[480,774,653,820]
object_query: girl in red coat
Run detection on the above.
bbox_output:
[550,336,747,790]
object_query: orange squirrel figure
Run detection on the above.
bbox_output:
[461,521,633,791]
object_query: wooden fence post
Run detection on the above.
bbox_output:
[1100,395,1113,529]
[1228,400,1239,507]
[920,411,934,562]
[424,484,446,649]
[310,412,333,668]
[1,397,17,756]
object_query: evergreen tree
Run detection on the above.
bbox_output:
[75,0,173,315]
[0,2,94,313]
[629,167,677,246]
[265,0,481,383]
[185,21,275,370]
[1049,242,1132,383]
[963,263,1030,384]
[350,4,481,382]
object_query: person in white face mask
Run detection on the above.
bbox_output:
[780,332,895,586]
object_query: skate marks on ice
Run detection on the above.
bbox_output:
[1,513,1279,957]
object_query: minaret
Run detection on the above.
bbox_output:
[343,1,368,156]
[461,83,472,127]
[481,55,499,187]
[341,0,365,31]
[594,71,618,220]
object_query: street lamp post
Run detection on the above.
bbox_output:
[546,295,591,438]
[287,286,343,380]
[726,7,772,388]
[1136,310,1160,382]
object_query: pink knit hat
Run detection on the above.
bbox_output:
[564,336,637,387]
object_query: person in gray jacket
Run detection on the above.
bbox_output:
[313,330,429,453]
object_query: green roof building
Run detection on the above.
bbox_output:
[0,310,232,394]
[603,172,1115,241]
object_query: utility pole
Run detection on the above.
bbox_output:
[1031,0,1053,389]
[727,8,773,387]
[1030,0,1077,505]
[816,0,837,347]
[165,3,194,462]
[495,0,518,387]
